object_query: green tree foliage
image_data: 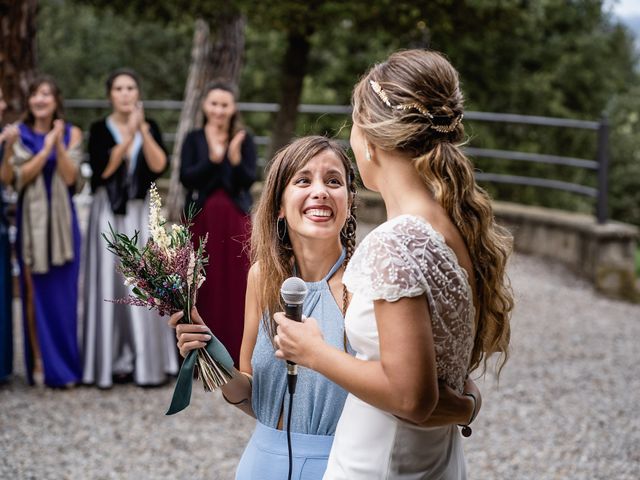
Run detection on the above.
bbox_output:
[35,0,640,224]
[430,0,639,220]
[80,0,236,24]
[236,0,453,153]
[607,86,640,226]
[37,0,192,132]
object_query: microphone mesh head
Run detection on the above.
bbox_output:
[280,277,308,305]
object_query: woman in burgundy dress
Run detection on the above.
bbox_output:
[180,81,257,365]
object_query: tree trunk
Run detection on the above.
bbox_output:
[206,14,245,85]
[166,19,211,220]
[267,30,312,159]
[0,0,38,122]
[166,15,245,221]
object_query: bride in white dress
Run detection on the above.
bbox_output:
[274,49,514,479]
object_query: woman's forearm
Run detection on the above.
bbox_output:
[309,344,438,424]
[413,390,474,427]
[0,145,14,185]
[275,296,439,424]
[413,377,481,428]
[17,148,51,186]
[101,138,132,179]
[55,143,78,186]
[140,126,166,173]
[220,368,255,418]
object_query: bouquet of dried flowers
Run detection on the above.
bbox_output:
[102,183,233,415]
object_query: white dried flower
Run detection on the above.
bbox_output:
[187,251,196,284]
[148,183,171,254]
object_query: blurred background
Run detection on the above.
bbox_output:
[2,0,639,229]
[1,1,639,479]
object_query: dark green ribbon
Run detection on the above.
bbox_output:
[165,332,234,415]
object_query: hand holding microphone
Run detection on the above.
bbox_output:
[278,277,307,395]
[274,277,326,373]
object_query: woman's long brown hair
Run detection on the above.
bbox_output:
[250,136,357,339]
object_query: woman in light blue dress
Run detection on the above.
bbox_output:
[171,136,480,479]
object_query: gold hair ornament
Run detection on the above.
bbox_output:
[429,113,464,133]
[369,79,463,133]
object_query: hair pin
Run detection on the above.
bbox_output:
[369,78,462,133]
[369,80,392,108]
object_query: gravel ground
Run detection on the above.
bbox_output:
[1,247,639,479]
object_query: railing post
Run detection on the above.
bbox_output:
[596,114,610,224]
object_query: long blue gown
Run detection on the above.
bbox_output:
[0,142,13,382]
[16,123,82,387]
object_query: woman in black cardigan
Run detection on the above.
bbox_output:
[180,81,257,365]
[82,68,178,388]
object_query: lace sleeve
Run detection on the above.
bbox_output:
[343,227,428,303]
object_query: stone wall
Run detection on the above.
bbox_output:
[495,201,639,301]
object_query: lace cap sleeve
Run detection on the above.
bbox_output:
[343,218,433,302]
[344,215,471,305]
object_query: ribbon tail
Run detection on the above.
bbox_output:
[165,349,197,415]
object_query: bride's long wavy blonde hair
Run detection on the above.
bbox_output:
[352,50,514,376]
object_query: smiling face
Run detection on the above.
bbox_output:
[279,149,350,246]
[28,82,57,122]
[109,74,140,114]
[202,88,236,129]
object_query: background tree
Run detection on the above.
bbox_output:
[0,0,38,122]
[607,85,640,226]
[75,0,245,219]
[166,15,245,219]
[240,0,452,156]
[34,0,640,225]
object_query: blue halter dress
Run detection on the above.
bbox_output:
[236,250,353,480]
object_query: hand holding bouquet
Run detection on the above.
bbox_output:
[102,184,233,415]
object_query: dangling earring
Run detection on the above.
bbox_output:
[365,142,372,162]
[341,214,356,241]
[276,217,288,242]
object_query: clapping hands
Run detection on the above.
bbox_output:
[228,130,246,166]
[206,129,245,165]
[0,123,19,146]
[127,102,146,135]
[43,119,65,151]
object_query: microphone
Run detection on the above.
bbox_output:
[280,277,308,395]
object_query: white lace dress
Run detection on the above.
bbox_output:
[323,214,475,480]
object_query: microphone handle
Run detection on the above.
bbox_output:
[283,302,303,394]
[284,303,303,322]
[284,302,303,366]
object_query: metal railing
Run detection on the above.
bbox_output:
[462,111,609,224]
[66,99,610,223]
